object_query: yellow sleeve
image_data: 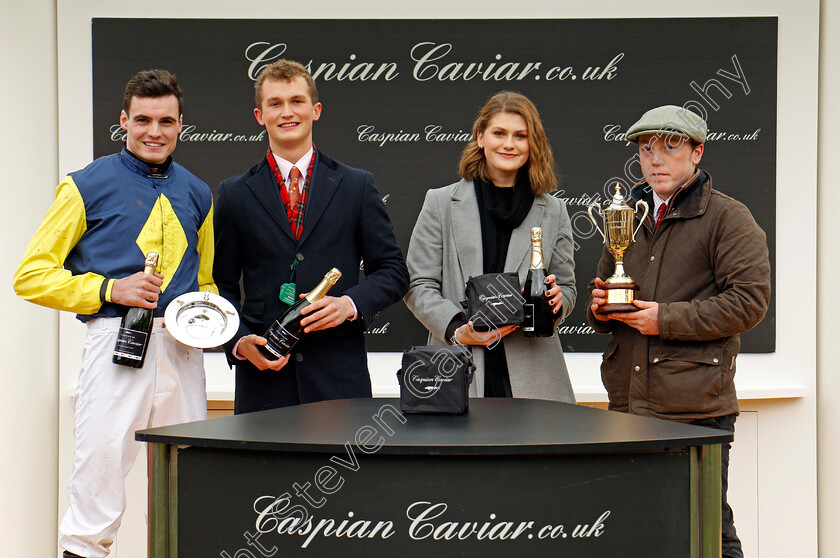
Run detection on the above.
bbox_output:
[196,202,218,294]
[13,177,107,314]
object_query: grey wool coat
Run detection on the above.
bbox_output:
[404,179,577,402]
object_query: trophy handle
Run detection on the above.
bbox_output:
[632,200,649,241]
[587,203,607,242]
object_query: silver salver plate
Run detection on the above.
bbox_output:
[164,291,239,348]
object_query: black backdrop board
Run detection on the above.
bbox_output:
[92,18,777,353]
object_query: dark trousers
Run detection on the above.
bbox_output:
[691,414,742,558]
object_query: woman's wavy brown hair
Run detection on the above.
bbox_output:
[458,91,557,195]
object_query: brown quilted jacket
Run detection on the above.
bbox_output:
[586,171,771,421]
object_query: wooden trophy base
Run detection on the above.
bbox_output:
[595,281,640,314]
[596,302,640,313]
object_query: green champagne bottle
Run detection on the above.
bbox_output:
[112,252,159,368]
[523,228,555,337]
[259,268,342,360]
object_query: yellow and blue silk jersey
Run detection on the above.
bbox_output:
[14,148,217,321]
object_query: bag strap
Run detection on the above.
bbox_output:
[461,352,476,385]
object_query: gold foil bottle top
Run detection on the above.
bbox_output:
[144,252,159,275]
[325,268,342,285]
[529,229,545,269]
[305,268,343,303]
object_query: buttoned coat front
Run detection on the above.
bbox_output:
[404,179,577,402]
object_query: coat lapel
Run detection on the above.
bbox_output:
[246,162,296,243]
[505,195,546,281]
[299,153,341,247]
[450,180,483,281]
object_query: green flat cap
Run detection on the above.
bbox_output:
[626,104,708,144]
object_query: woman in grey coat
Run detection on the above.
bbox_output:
[404,91,576,402]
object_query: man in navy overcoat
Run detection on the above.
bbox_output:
[214,59,408,413]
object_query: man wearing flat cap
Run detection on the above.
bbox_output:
[586,105,771,558]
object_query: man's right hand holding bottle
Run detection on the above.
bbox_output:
[235,335,291,371]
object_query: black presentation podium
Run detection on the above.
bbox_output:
[137,398,728,557]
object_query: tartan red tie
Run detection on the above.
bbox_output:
[654,203,667,230]
[288,166,301,207]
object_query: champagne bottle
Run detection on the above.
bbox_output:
[523,228,555,338]
[113,252,159,367]
[259,268,342,360]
